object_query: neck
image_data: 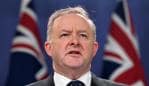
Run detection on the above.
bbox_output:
[53,65,90,80]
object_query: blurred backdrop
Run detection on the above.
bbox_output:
[0,0,149,86]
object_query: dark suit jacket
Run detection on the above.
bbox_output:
[26,74,126,86]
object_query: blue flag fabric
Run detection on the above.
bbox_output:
[101,0,148,86]
[6,0,48,86]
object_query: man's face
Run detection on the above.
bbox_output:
[45,14,98,71]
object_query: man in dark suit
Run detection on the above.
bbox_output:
[27,6,126,86]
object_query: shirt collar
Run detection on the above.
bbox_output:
[54,71,91,86]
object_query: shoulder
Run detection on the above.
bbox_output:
[26,77,53,86]
[92,74,127,86]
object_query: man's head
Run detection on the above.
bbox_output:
[45,6,99,75]
[46,6,96,41]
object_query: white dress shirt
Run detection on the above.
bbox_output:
[54,71,91,86]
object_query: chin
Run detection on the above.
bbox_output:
[63,58,84,68]
[66,63,83,69]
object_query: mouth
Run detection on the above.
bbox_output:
[67,50,81,56]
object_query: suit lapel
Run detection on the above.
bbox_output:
[44,74,55,86]
[49,76,55,86]
[91,74,98,86]
[91,73,104,86]
[48,76,55,86]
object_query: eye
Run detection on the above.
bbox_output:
[80,33,88,39]
[60,32,70,37]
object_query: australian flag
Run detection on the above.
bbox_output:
[101,0,148,86]
[6,0,48,86]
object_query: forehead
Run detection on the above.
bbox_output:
[52,13,91,31]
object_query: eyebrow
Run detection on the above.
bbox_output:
[79,30,87,33]
[60,29,88,33]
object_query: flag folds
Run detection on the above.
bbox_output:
[101,0,148,86]
[6,0,48,86]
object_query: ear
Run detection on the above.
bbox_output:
[92,41,99,57]
[44,41,52,57]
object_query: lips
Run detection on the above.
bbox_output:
[67,50,81,56]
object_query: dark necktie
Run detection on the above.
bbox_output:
[67,80,85,86]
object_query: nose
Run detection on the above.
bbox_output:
[69,34,80,47]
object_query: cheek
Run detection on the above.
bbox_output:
[82,45,94,65]
[52,42,66,57]
[82,43,94,55]
[51,46,64,64]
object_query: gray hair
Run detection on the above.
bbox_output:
[46,6,96,41]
